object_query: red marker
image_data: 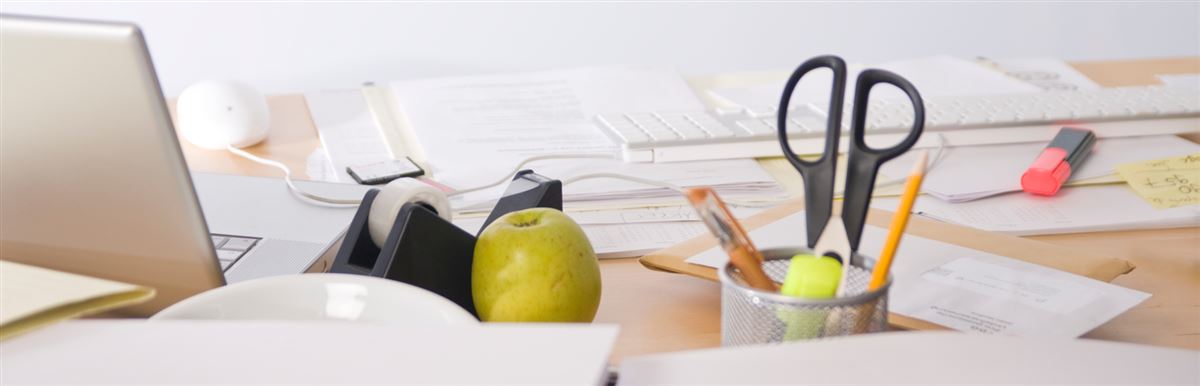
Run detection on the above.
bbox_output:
[1021,127,1096,196]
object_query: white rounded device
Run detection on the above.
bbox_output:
[151,273,477,325]
[177,80,270,149]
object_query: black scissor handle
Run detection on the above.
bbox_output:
[841,69,925,250]
[777,55,847,168]
[847,69,926,161]
[777,55,847,248]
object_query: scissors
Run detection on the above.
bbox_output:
[776,55,925,269]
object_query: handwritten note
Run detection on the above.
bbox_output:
[1116,153,1200,209]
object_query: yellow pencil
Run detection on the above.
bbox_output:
[869,150,928,290]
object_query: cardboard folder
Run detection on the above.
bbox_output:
[639,198,1137,331]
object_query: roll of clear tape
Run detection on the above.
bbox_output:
[368,178,452,247]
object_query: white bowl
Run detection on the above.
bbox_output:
[152,273,477,326]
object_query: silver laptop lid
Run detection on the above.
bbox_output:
[0,14,223,315]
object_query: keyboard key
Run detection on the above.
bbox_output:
[714,107,743,116]
[595,114,630,127]
[735,119,774,136]
[790,116,827,133]
[615,130,650,144]
[220,260,234,270]
[637,120,671,132]
[667,121,708,139]
[211,236,227,249]
[689,113,724,125]
[654,112,689,121]
[645,129,679,141]
[221,237,257,252]
[626,113,659,125]
[216,249,243,262]
[701,126,735,139]
[743,106,777,118]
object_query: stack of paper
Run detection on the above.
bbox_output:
[388,66,788,213]
[374,66,789,257]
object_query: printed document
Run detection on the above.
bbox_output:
[389,67,785,210]
[984,57,1102,91]
[708,55,1042,109]
[686,211,1150,338]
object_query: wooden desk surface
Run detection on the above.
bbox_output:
[179,58,1200,362]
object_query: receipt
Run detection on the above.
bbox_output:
[904,257,1148,337]
[922,259,1099,314]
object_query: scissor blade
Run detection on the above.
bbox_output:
[813,218,855,297]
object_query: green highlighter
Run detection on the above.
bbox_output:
[778,254,842,341]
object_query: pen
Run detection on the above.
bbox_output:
[869,150,928,290]
[685,187,778,292]
[850,151,928,335]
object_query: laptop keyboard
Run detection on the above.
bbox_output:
[210,234,260,271]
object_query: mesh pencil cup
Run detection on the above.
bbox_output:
[719,248,891,346]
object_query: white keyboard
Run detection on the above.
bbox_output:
[595,85,1200,162]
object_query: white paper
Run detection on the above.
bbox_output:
[305,148,338,182]
[583,222,708,259]
[708,55,1042,109]
[686,211,1149,337]
[1,321,618,385]
[568,205,760,225]
[390,66,697,189]
[305,89,394,183]
[617,332,1200,385]
[921,258,1100,315]
[986,57,1102,91]
[881,135,1200,202]
[454,215,708,259]
[1157,73,1200,88]
[389,66,785,210]
[875,184,1200,236]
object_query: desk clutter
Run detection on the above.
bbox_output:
[307,55,1200,257]
[303,53,1197,341]
[4,14,1200,383]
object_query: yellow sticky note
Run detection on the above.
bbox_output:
[1115,153,1200,209]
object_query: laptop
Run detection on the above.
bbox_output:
[0,14,369,315]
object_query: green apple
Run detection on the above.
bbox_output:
[472,208,602,322]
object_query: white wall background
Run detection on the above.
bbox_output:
[4,2,1198,96]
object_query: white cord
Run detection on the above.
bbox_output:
[562,172,686,192]
[555,133,951,207]
[232,132,950,209]
[446,153,616,197]
[226,146,362,205]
